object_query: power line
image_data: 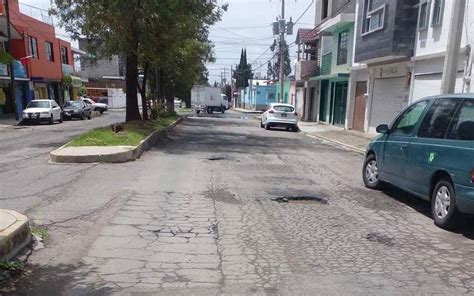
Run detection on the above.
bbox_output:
[294,0,315,25]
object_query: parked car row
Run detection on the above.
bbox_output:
[21,97,108,125]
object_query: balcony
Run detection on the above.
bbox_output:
[296,60,320,81]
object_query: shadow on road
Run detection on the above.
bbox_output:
[5,263,113,295]
[382,184,474,239]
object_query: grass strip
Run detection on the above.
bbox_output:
[68,115,178,147]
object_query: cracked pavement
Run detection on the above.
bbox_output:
[3,111,474,295]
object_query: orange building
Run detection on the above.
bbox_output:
[0,0,74,116]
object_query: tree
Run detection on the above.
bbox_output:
[267,61,274,80]
[269,38,292,79]
[224,84,232,102]
[233,48,253,89]
[52,0,225,121]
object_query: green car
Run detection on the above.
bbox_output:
[363,94,474,229]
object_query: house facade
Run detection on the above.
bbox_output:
[352,0,418,133]
[294,0,356,126]
[410,0,474,103]
[0,0,75,117]
[242,80,276,111]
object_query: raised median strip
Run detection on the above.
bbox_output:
[0,210,31,261]
[50,116,183,163]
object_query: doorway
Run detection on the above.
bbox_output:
[319,80,329,122]
[333,81,348,126]
[352,81,367,131]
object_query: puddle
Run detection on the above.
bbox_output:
[365,232,394,247]
[270,195,328,204]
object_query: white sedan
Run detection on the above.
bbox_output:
[261,103,298,132]
[22,99,62,124]
[81,97,108,113]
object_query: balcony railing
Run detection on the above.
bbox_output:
[296,60,320,80]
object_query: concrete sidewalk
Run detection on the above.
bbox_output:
[0,210,31,260]
[232,107,263,114]
[298,122,376,154]
[0,115,19,128]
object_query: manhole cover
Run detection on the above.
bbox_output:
[365,232,394,247]
[270,195,328,204]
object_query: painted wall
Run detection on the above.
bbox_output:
[354,0,418,63]
[275,80,292,104]
[2,1,74,80]
[415,0,474,57]
[331,23,354,74]
[243,85,276,110]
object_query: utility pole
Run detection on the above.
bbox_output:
[441,0,466,94]
[279,0,285,103]
[4,0,18,120]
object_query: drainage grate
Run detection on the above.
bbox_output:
[270,195,328,204]
[365,232,394,247]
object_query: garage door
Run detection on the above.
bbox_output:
[412,73,465,102]
[369,77,406,132]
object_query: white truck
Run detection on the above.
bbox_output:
[191,85,226,114]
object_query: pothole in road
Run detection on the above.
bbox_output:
[208,155,228,161]
[365,232,394,247]
[270,195,329,204]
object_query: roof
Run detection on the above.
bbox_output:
[423,94,474,100]
[296,28,318,44]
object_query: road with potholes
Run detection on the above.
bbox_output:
[2,111,474,295]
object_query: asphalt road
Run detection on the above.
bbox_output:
[3,110,474,295]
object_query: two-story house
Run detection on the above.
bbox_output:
[1,0,74,114]
[295,28,319,119]
[314,0,356,127]
[353,0,418,133]
[410,0,474,102]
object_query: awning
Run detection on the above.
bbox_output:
[309,73,350,81]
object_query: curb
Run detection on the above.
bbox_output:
[232,108,263,114]
[0,210,31,261]
[50,117,184,163]
[302,132,366,155]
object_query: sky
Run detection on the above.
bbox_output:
[20,0,317,83]
[209,0,316,84]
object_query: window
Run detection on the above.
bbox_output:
[418,0,430,30]
[273,105,294,112]
[418,98,462,139]
[61,46,69,64]
[337,31,349,65]
[391,100,428,136]
[28,36,38,59]
[432,0,444,26]
[447,100,474,141]
[45,42,54,62]
[363,0,385,34]
[0,42,5,53]
[322,0,329,19]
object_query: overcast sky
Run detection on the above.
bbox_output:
[21,0,316,84]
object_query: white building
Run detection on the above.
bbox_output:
[410,0,474,102]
